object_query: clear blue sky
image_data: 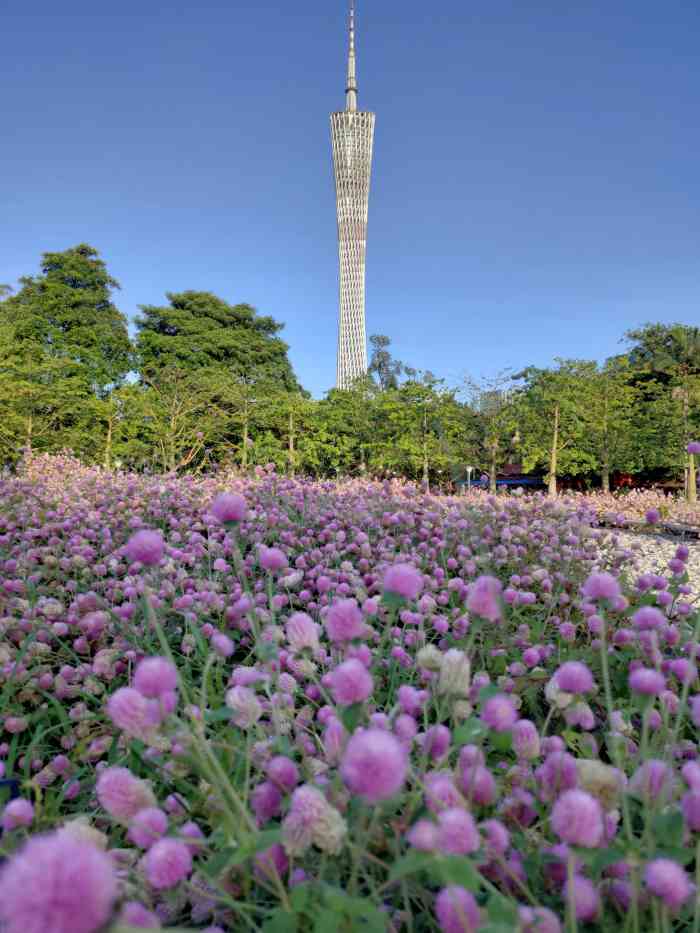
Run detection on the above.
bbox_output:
[2,0,699,396]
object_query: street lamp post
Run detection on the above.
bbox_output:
[466,465,474,493]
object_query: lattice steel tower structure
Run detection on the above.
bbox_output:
[331,1,375,389]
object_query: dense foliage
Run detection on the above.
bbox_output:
[0,455,698,933]
[1,246,699,496]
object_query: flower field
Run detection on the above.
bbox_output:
[0,454,698,933]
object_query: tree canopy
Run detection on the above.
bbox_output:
[136,291,300,390]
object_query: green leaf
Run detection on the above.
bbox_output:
[652,809,684,848]
[203,707,233,723]
[584,845,627,875]
[262,910,297,933]
[431,856,481,891]
[199,845,239,879]
[388,850,435,883]
[487,894,519,926]
[381,591,405,610]
[314,910,341,933]
[253,828,283,853]
[289,883,311,912]
[453,717,487,745]
[478,684,501,704]
[489,730,513,753]
[340,702,364,733]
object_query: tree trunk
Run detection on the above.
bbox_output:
[103,417,113,471]
[601,389,610,493]
[422,408,429,489]
[682,382,696,502]
[241,409,249,469]
[489,444,497,494]
[548,404,559,497]
[689,452,697,504]
[24,416,33,453]
[288,409,295,477]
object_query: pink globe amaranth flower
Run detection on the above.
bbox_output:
[133,656,178,698]
[407,818,438,850]
[225,685,263,728]
[397,684,424,715]
[383,563,424,601]
[144,838,192,889]
[480,819,510,856]
[551,790,603,847]
[128,807,168,849]
[96,766,156,824]
[481,694,517,732]
[325,599,365,643]
[320,715,346,762]
[266,755,300,793]
[119,901,162,928]
[254,843,289,883]
[285,612,320,652]
[422,724,451,761]
[435,885,481,933]
[436,807,480,856]
[0,830,117,933]
[629,667,665,696]
[518,906,561,933]
[340,728,407,803]
[512,719,540,760]
[645,858,692,911]
[564,875,599,922]
[281,784,346,856]
[210,492,247,524]
[682,760,700,790]
[211,632,234,658]
[425,773,464,813]
[687,441,700,455]
[1,798,34,831]
[466,575,503,623]
[125,529,164,566]
[179,820,205,854]
[461,764,497,807]
[554,661,594,694]
[681,791,700,832]
[251,781,282,824]
[581,571,621,602]
[259,545,288,572]
[107,686,153,738]
[630,760,676,802]
[631,606,665,631]
[328,658,373,706]
[691,696,700,728]
[645,508,661,525]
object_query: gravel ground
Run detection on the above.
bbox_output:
[606,528,700,595]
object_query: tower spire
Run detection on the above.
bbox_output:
[345,0,357,112]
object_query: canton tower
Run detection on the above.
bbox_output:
[331,1,375,389]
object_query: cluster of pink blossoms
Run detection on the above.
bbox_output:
[0,455,696,931]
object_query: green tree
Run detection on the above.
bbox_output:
[137,368,231,473]
[368,334,404,391]
[582,360,638,492]
[136,291,300,390]
[516,360,597,496]
[464,372,520,493]
[621,324,700,501]
[0,244,132,394]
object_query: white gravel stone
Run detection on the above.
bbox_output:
[605,529,700,594]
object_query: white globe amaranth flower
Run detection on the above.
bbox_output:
[545,677,574,710]
[417,645,443,672]
[438,649,471,698]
